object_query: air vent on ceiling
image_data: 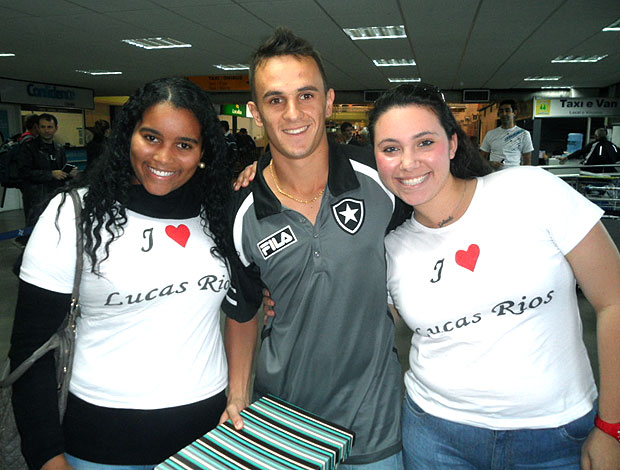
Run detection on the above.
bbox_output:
[364,90,383,102]
[463,89,490,103]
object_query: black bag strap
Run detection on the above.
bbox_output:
[0,189,83,386]
[66,189,84,332]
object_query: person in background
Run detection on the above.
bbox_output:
[19,114,40,144]
[85,119,110,171]
[369,83,620,470]
[9,77,235,470]
[563,128,619,173]
[340,121,364,146]
[222,27,406,469]
[327,129,345,145]
[18,113,77,234]
[5,115,40,248]
[220,120,238,164]
[480,99,533,169]
[235,128,256,152]
[234,127,258,175]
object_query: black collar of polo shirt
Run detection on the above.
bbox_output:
[252,141,360,220]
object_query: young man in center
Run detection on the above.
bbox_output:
[221,28,405,468]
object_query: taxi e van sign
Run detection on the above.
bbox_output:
[534,98,620,118]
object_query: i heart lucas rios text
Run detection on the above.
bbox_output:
[415,243,555,337]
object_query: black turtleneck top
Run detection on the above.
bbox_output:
[126,180,201,220]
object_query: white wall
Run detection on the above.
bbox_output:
[612,126,620,147]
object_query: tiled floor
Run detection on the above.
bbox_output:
[0,208,601,387]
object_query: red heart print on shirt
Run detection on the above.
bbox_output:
[455,244,480,272]
[165,224,190,247]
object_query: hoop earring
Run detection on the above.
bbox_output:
[198,162,206,169]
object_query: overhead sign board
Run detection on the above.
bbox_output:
[221,104,246,117]
[0,78,94,109]
[534,97,620,118]
[189,75,250,91]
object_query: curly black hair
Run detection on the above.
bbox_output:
[369,84,493,179]
[60,77,234,273]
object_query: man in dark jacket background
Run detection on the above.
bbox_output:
[565,128,619,173]
[18,113,77,230]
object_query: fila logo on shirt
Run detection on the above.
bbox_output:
[258,225,298,260]
[331,198,365,235]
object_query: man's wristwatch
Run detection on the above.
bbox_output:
[595,414,620,442]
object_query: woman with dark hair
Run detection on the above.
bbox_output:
[9,77,235,470]
[369,84,620,470]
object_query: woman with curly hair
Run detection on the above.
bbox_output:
[9,77,236,470]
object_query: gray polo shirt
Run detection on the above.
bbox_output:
[223,143,404,464]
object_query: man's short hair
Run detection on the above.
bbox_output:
[39,113,58,127]
[220,120,230,132]
[340,122,354,133]
[499,99,517,112]
[24,114,39,131]
[250,27,328,102]
[595,128,608,139]
[239,127,248,134]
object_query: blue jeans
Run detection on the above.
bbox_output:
[339,451,404,470]
[402,394,595,470]
[66,454,155,470]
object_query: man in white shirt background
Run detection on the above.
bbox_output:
[480,99,533,169]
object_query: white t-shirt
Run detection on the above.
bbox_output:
[480,126,534,167]
[20,190,229,409]
[385,167,601,430]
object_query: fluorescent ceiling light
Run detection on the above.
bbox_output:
[373,59,416,67]
[388,77,421,83]
[214,64,249,71]
[524,76,562,81]
[122,37,192,49]
[552,55,608,63]
[76,70,123,75]
[343,25,406,40]
[0,53,15,57]
[541,86,573,89]
[602,19,620,31]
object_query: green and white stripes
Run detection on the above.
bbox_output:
[157,395,355,470]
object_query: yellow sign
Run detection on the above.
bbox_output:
[535,99,551,116]
[189,75,250,91]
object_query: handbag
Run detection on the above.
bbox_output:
[0,189,84,469]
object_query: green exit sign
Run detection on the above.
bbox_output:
[221,104,245,116]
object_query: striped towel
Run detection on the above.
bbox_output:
[156,395,355,470]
